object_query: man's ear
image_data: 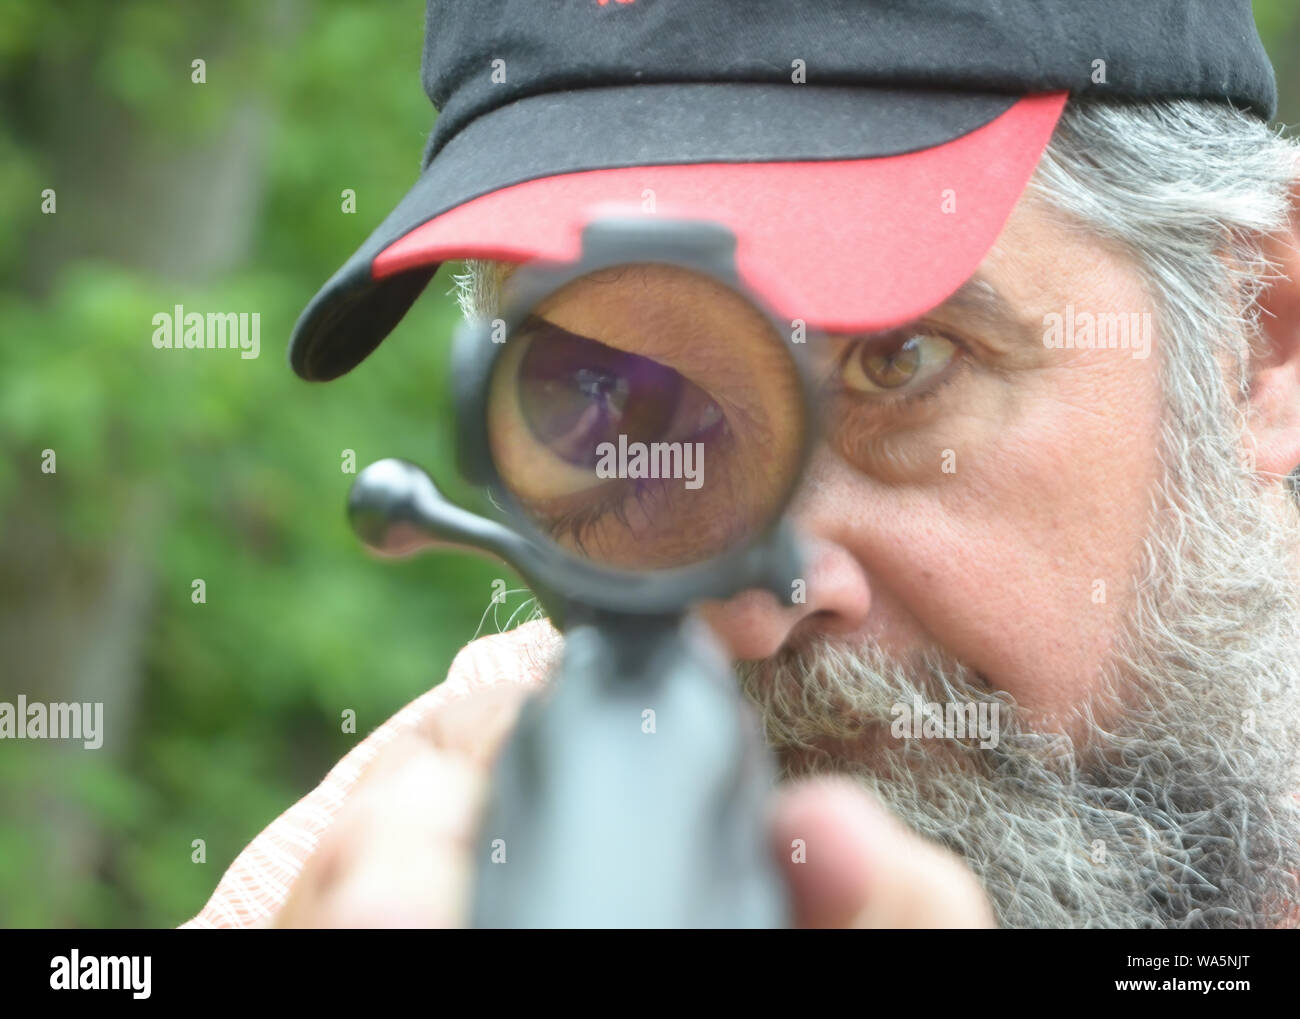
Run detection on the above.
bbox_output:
[1250,177,1300,487]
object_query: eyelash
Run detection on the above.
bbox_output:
[829,330,969,410]
[540,411,735,550]
[537,332,967,547]
[544,475,674,552]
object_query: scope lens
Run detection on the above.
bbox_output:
[486,262,806,570]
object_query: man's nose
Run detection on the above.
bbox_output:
[693,447,873,661]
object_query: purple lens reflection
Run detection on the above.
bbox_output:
[516,315,685,467]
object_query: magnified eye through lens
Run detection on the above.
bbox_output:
[515,320,724,470]
[487,263,807,571]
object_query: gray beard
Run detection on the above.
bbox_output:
[735,446,1300,928]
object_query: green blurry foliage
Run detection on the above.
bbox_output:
[0,0,532,927]
[0,0,1296,928]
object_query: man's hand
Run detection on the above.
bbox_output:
[271,621,996,928]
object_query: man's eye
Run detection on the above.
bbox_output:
[515,324,723,471]
[484,266,808,571]
[840,332,958,395]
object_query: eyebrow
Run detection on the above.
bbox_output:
[939,275,1021,328]
[941,276,1013,325]
[923,275,1040,353]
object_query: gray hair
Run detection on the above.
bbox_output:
[455,99,1300,926]
[452,97,1300,504]
[1028,98,1300,507]
[454,98,1300,927]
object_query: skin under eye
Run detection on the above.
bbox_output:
[838,331,960,398]
[827,328,976,482]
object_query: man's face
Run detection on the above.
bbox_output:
[698,189,1165,737]
[487,183,1300,926]
[500,188,1165,730]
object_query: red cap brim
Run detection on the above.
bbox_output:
[374,92,1066,333]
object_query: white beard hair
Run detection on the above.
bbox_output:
[735,418,1300,928]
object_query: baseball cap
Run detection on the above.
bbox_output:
[288,0,1277,382]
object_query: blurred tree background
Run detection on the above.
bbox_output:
[0,0,538,927]
[0,1,1298,928]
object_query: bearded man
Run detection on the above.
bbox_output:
[185,0,1300,929]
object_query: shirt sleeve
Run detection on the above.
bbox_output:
[178,624,554,929]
